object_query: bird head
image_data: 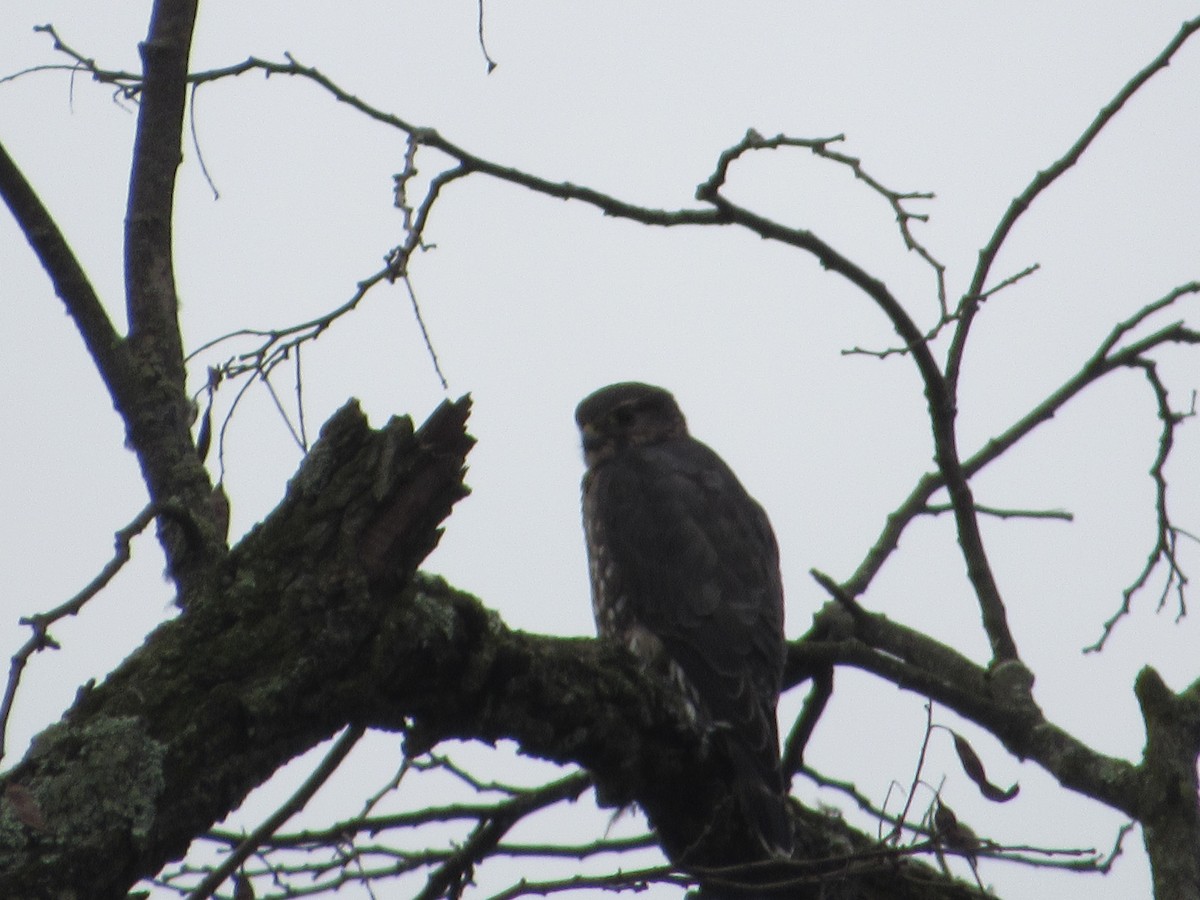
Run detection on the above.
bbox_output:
[575,382,688,467]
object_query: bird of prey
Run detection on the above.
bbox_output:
[576,382,792,857]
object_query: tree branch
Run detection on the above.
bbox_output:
[0,396,473,899]
[1089,353,1196,650]
[117,0,226,597]
[946,14,1200,392]
[694,135,1019,663]
[795,582,1144,822]
[183,725,366,900]
[0,140,131,400]
[1133,668,1200,899]
[845,284,1200,599]
[0,504,158,764]
[125,0,195,367]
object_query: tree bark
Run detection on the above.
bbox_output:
[0,398,472,899]
[1135,668,1200,900]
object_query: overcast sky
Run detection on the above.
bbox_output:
[3,3,1200,898]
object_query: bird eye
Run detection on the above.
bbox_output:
[611,405,636,427]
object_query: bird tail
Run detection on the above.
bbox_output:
[725,738,793,859]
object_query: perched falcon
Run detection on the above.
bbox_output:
[576,382,792,857]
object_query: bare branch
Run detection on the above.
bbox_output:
[124,0,196,377]
[0,504,158,763]
[801,765,1119,875]
[183,725,366,900]
[795,586,1144,822]
[25,32,718,227]
[413,773,592,900]
[493,833,658,858]
[780,664,832,777]
[699,130,947,300]
[886,702,936,846]
[475,0,498,74]
[187,81,219,199]
[485,866,684,900]
[839,261,1036,362]
[692,133,1019,661]
[845,284,1200,599]
[403,275,450,391]
[947,14,1200,391]
[190,766,603,899]
[0,141,131,403]
[1087,358,1196,651]
[921,503,1074,523]
[38,1,219,609]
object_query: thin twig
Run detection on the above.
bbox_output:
[476,0,498,73]
[485,866,684,900]
[1086,357,1195,651]
[0,504,158,762]
[403,275,449,391]
[184,725,366,900]
[886,702,936,845]
[921,503,1073,522]
[188,82,219,199]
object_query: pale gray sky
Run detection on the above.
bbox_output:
[3,3,1199,897]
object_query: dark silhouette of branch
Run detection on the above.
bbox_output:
[920,503,1073,522]
[947,13,1200,393]
[0,504,159,764]
[485,866,685,900]
[795,584,1143,821]
[707,130,947,308]
[117,0,229,597]
[1088,356,1196,650]
[125,0,194,371]
[886,702,936,846]
[412,773,592,900]
[5,11,225,598]
[0,140,131,403]
[694,131,1020,662]
[183,725,366,900]
[32,23,1197,667]
[780,666,832,777]
[844,283,1200,599]
[798,764,1118,874]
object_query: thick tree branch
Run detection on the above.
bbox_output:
[1134,668,1200,900]
[125,0,195,367]
[120,0,222,594]
[6,8,224,602]
[0,396,473,900]
[799,575,1148,812]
